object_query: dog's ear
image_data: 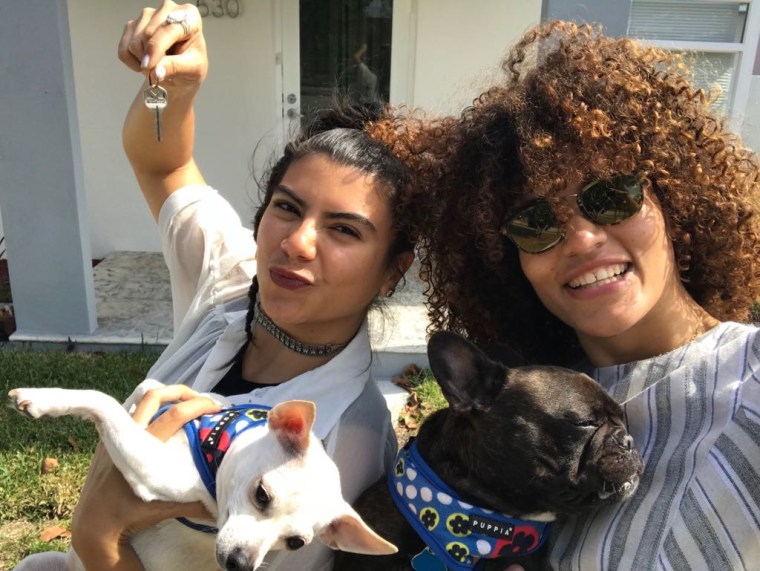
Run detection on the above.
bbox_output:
[427,331,507,414]
[267,400,316,455]
[318,506,398,555]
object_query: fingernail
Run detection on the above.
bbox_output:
[155,64,166,81]
[140,54,150,69]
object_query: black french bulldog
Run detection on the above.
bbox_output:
[333,331,643,571]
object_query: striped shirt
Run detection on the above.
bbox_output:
[549,321,760,570]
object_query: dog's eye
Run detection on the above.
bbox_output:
[286,536,306,550]
[254,482,271,507]
[565,413,599,427]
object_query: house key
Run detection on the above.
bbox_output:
[144,83,168,142]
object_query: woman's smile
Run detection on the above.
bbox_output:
[520,186,678,344]
[566,263,630,290]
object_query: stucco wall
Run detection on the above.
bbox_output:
[67,1,279,257]
[741,76,760,153]
[63,0,542,257]
[408,0,541,115]
[3,1,755,259]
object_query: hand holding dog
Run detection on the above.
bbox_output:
[71,385,221,570]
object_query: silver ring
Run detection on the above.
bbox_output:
[165,11,190,37]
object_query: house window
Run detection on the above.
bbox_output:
[677,51,737,110]
[627,0,753,116]
[629,1,747,43]
[299,0,393,118]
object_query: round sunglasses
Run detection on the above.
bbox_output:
[500,174,645,254]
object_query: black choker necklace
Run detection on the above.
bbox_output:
[254,302,347,357]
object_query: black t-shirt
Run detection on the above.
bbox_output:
[210,343,275,396]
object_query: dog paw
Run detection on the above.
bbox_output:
[8,388,56,419]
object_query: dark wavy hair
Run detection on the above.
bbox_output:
[243,101,418,343]
[416,21,760,365]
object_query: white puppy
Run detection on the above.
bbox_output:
[9,380,396,571]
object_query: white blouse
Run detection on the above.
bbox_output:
[146,185,396,570]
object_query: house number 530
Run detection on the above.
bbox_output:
[197,0,240,18]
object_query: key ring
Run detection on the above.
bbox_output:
[164,11,190,37]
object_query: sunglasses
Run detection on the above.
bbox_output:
[501,174,645,254]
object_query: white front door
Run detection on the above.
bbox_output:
[279,0,301,139]
[276,0,395,142]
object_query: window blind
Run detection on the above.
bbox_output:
[629,1,748,42]
[677,51,738,111]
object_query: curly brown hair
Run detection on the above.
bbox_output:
[417,21,760,365]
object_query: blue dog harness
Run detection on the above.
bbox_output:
[182,404,271,499]
[389,441,554,570]
[154,404,271,534]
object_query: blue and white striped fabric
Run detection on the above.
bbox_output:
[549,321,760,570]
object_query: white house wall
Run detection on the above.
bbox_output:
[403,0,542,114]
[67,0,280,257]
[55,0,755,259]
[742,77,760,151]
[63,0,542,257]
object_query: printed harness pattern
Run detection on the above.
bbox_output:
[388,441,553,570]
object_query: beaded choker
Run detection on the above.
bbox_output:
[254,302,347,357]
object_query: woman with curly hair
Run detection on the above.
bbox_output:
[417,21,760,570]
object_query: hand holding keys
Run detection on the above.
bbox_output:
[143,82,168,142]
[119,6,206,144]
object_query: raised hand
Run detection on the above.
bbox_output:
[117,1,207,87]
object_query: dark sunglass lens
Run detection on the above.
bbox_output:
[505,200,563,253]
[580,175,644,225]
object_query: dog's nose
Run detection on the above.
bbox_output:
[224,547,253,571]
[615,432,633,451]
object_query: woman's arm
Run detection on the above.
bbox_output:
[117,1,208,221]
[70,386,221,570]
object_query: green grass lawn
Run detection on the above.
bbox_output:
[0,349,158,569]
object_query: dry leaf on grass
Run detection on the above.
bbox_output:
[392,363,423,391]
[393,375,413,390]
[402,364,421,377]
[39,525,71,542]
[41,457,59,474]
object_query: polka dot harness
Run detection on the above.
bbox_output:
[388,441,553,570]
